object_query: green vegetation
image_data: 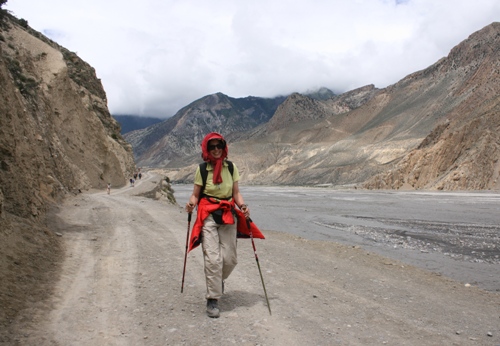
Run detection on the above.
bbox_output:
[60,48,107,100]
[5,57,39,97]
[36,52,48,61]
[0,0,7,25]
[162,176,176,204]
[18,18,28,28]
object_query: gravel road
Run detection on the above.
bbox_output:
[6,174,500,345]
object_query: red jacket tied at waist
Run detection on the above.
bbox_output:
[189,198,265,252]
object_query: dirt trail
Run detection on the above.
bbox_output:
[5,174,500,345]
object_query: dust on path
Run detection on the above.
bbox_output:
[5,174,500,345]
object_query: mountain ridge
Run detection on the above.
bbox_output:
[364,22,500,190]
[124,92,286,167]
[129,22,500,191]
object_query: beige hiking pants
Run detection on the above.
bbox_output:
[201,214,238,300]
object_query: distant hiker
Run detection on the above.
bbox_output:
[185,132,264,318]
[129,178,134,187]
[139,172,142,179]
[107,183,111,195]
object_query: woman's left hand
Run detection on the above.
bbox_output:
[240,204,250,218]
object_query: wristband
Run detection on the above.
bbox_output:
[240,204,248,209]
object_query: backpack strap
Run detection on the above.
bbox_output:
[199,162,208,198]
[199,160,234,199]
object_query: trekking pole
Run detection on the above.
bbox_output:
[181,212,192,293]
[247,218,272,315]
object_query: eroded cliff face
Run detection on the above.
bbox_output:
[225,23,500,189]
[0,16,136,327]
[135,24,499,190]
[363,23,500,190]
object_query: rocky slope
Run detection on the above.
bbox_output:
[160,22,500,190]
[364,22,500,190]
[0,14,136,328]
[125,92,286,167]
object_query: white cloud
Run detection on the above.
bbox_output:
[6,0,500,117]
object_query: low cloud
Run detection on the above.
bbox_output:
[7,0,500,117]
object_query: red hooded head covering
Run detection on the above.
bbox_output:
[201,132,228,184]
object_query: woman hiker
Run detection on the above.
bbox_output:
[185,132,264,318]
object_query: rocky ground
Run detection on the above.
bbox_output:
[1,173,499,345]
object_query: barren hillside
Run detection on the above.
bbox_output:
[141,23,500,190]
[364,22,500,190]
[0,14,136,328]
[228,22,500,189]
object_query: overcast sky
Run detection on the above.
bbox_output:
[6,0,500,118]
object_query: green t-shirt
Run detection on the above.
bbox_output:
[194,161,240,199]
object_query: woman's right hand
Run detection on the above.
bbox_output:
[185,202,195,213]
[186,186,200,213]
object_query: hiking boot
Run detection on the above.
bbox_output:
[206,298,220,318]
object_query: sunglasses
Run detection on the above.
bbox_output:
[208,143,225,151]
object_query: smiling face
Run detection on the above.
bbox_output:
[208,139,224,159]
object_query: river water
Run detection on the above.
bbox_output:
[172,184,500,292]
